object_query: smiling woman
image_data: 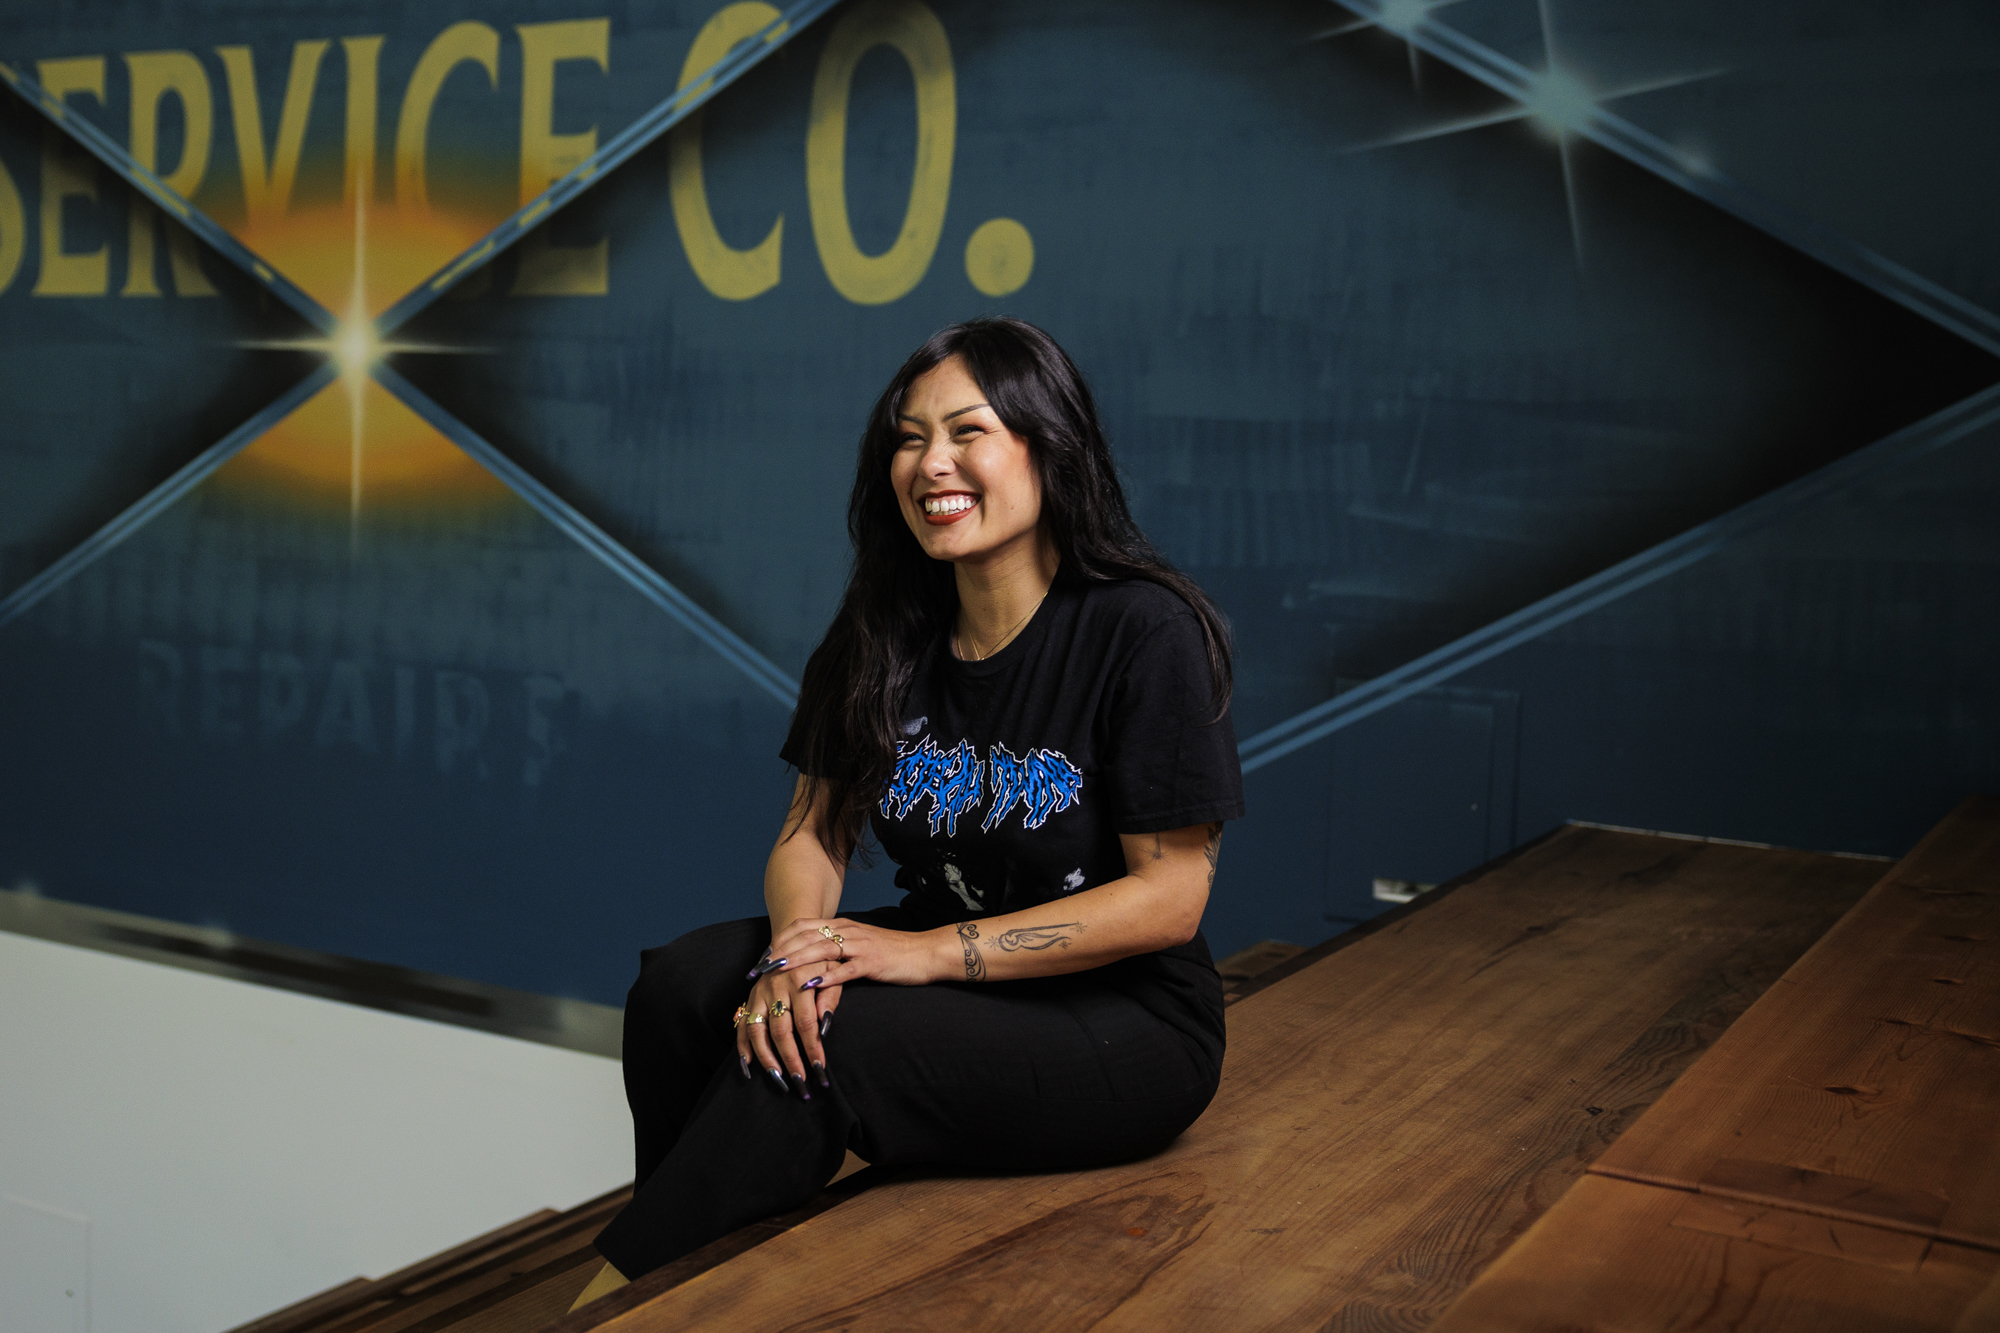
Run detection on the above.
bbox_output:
[572,318,1246,1305]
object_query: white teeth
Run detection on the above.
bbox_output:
[924,495,976,515]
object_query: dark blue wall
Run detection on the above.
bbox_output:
[2,0,1995,1004]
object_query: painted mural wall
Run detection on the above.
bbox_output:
[1,0,1995,1006]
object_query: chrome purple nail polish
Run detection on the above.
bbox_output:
[738,1055,752,1081]
[766,1067,787,1092]
[803,976,823,989]
[819,1012,833,1038]
[789,1073,812,1101]
[812,1060,830,1089]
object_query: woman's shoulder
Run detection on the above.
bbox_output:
[1068,578,1208,662]
[1075,576,1201,628]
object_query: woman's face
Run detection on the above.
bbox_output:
[890,355,1043,568]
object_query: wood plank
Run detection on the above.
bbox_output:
[1429,1174,2000,1332]
[223,1204,579,1333]
[388,1242,602,1333]
[336,1198,625,1333]
[585,826,1880,1332]
[1668,1189,1933,1274]
[1591,796,2000,1249]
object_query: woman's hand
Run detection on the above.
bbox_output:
[736,916,947,1099]
[736,952,836,1100]
[766,917,946,991]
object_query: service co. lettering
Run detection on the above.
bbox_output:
[0,1,1033,305]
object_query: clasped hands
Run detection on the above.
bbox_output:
[734,917,941,1100]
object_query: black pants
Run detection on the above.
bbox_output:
[592,907,1226,1278]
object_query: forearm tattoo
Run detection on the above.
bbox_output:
[993,923,1084,953]
[1204,822,1224,888]
[956,921,986,981]
[957,920,1086,980]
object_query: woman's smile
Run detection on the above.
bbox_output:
[920,490,980,523]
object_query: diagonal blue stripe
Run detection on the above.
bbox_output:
[372,363,800,709]
[375,0,848,336]
[1326,0,2000,358]
[1238,379,2000,772]
[0,62,336,333]
[0,364,339,632]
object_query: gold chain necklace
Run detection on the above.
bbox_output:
[957,585,1051,661]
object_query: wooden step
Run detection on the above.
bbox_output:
[229,1188,629,1333]
[238,941,1316,1333]
[563,823,1881,1330]
[1430,795,2000,1332]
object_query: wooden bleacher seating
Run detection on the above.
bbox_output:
[228,1189,629,1333]
[1429,795,2000,1332]
[239,803,2000,1332]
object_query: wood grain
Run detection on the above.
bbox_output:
[1591,796,2000,1250]
[1668,1189,1933,1274]
[588,827,1879,1332]
[1430,1174,2000,1332]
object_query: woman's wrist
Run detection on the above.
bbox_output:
[928,924,969,984]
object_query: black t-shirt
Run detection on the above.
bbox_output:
[781,575,1244,975]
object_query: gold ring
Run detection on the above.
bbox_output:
[769,999,789,1019]
[749,1012,765,1025]
[732,1004,748,1028]
[818,925,846,945]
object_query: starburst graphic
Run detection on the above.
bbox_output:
[234,187,481,536]
[1328,0,1726,268]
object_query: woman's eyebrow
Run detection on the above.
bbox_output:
[896,402,992,426]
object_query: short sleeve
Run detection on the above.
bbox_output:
[1103,611,1245,834]
[779,707,856,782]
[778,709,808,772]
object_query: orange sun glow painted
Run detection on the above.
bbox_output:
[216,196,510,513]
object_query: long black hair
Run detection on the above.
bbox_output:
[788,317,1233,859]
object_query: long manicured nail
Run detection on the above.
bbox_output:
[812,1060,830,1088]
[819,1012,833,1038]
[751,957,788,979]
[803,976,823,990]
[789,1073,812,1101]
[766,1066,787,1092]
[738,1055,752,1081]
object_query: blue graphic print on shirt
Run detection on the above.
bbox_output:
[880,735,1083,836]
[880,737,984,835]
[982,742,1084,831]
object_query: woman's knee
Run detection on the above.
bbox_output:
[627,917,769,1021]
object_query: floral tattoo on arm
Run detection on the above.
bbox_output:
[1204,822,1224,888]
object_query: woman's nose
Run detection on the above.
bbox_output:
[919,436,956,475]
